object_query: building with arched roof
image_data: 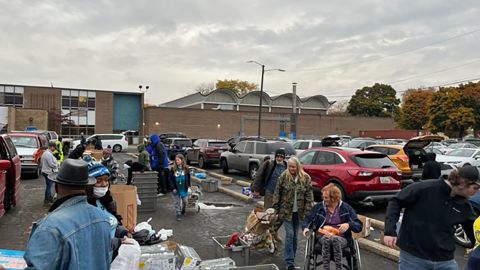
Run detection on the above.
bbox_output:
[161,88,333,114]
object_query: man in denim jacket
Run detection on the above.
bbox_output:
[24,159,112,270]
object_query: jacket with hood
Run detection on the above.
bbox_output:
[149,134,169,170]
[137,144,150,168]
[422,152,441,180]
[253,159,287,196]
[302,201,363,243]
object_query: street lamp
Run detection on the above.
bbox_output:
[247,60,285,138]
[139,85,149,138]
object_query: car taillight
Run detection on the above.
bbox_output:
[398,155,409,162]
[348,169,373,177]
[124,136,128,142]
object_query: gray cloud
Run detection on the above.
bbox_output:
[0,0,479,104]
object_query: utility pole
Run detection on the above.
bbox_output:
[290,82,297,140]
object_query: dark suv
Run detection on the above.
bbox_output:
[220,140,295,179]
[164,138,193,160]
[185,139,228,168]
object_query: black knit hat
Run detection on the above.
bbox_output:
[275,148,286,158]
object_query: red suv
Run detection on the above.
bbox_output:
[297,147,401,203]
[186,139,228,168]
[0,134,21,218]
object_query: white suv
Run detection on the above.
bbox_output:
[292,140,323,155]
[72,134,128,152]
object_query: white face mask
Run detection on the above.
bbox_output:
[93,186,108,198]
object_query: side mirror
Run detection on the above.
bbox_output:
[0,160,11,170]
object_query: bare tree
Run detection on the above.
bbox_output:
[327,99,350,116]
[195,82,216,95]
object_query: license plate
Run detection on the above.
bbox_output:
[380,176,391,184]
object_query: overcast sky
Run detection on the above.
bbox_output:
[1,1,479,104]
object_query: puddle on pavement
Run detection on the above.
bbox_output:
[198,201,243,210]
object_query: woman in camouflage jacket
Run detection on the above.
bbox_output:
[273,156,314,270]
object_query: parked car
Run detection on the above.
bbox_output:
[341,139,377,149]
[159,132,187,140]
[0,134,21,218]
[297,147,401,203]
[164,137,193,160]
[365,145,411,179]
[226,136,267,149]
[26,130,58,143]
[403,135,448,181]
[436,148,480,168]
[220,140,295,179]
[72,134,128,152]
[292,140,323,155]
[8,132,48,177]
[445,143,478,153]
[185,139,228,168]
[464,137,480,147]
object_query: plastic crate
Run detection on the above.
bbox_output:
[212,236,250,266]
[138,196,157,212]
[231,264,279,270]
[133,172,158,184]
[201,178,218,192]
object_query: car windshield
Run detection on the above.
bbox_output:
[447,149,476,157]
[256,143,296,155]
[11,136,38,148]
[174,140,192,147]
[208,141,227,147]
[350,153,396,168]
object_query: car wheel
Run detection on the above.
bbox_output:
[198,156,205,169]
[113,144,122,153]
[221,159,229,174]
[33,166,40,178]
[3,189,12,212]
[249,163,259,180]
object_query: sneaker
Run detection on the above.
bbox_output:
[156,193,165,197]
[181,208,186,215]
[176,215,181,221]
[285,265,295,270]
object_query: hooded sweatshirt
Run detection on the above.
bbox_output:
[149,134,169,170]
[137,144,150,167]
[421,152,441,180]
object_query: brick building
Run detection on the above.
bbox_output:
[0,84,143,135]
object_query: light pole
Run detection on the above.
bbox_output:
[139,85,149,139]
[247,60,285,138]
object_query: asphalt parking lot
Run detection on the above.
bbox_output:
[0,150,470,269]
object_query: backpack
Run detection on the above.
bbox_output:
[132,229,162,246]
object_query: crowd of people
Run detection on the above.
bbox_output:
[4,132,480,270]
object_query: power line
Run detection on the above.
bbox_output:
[288,28,480,73]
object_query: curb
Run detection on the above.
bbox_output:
[236,180,251,187]
[357,238,399,262]
[218,186,253,203]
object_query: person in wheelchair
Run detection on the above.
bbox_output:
[302,184,363,270]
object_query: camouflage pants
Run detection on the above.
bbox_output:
[320,235,347,270]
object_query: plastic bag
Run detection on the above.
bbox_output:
[134,218,153,235]
[110,238,141,270]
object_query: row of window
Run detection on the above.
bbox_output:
[0,85,24,107]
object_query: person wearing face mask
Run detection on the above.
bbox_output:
[87,163,129,260]
[253,148,288,241]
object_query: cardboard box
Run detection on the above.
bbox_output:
[0,249,27,270]
[110,185,137,231]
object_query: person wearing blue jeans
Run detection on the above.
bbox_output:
[273,157,314,270]
[40,142,58,205]
[384,166,479,270]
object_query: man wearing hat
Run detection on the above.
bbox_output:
[384,165,480,270]
[24,159,112,270]
[253,148,288,241]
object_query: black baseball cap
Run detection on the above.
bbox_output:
[459,165,480,185]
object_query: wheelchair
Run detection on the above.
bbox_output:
[303,231,362,270]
